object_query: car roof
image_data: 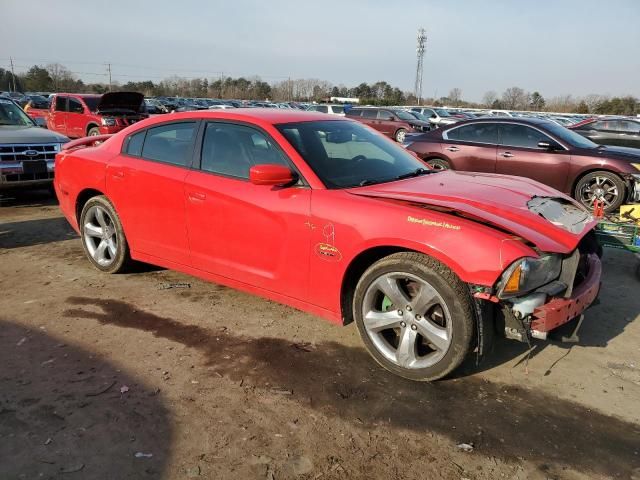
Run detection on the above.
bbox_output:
[447,116,557,128]
[142,108,341,125]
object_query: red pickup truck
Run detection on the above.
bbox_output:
[47,92,146,138]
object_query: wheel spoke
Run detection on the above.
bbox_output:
[410,283,440,315]
[364,310,402,332]
[106,238,117,257]
[415,317,449,352]
[94,240,108,262]
[95,207,108,228]
[84,223,103,238]
[373,275,410,308]
[396,327,418,367]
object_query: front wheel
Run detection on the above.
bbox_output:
[353,252,475,381]
[574,171,626,214]
[88,126,100,136]
[79,195,132,273]
[426,158,451,171]
[395,128,407,143]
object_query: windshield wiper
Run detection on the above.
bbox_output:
[394,167,431,181]
[358,179,379,187]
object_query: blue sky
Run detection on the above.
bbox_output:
[2,0,638,100]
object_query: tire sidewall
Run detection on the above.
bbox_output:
[88,127,100,136]
[353,254,474,381]
[79,196,129,273]
[427,158,450,171]
[395,128,407,143]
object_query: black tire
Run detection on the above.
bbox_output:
[426,158,451,171]
[87,126,100,136]
[353,252,475,381]
[395,128,407,143]
[79,195,132,274]
[574,171,626,214]
[636,262,640,281]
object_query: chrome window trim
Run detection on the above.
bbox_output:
[442,121,569,151]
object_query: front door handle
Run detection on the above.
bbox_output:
[500,152,514,158]
[445,146,459,152]
[111,170,125,179]
[188,191,206,202]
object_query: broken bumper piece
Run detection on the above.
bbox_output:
[529,253,602,339]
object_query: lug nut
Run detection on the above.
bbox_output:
[406,305,412,312]
[411,324,417,331]
[415,314,421,320]
[400,321,406,328]
[397,310,403,316]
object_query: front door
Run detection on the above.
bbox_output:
[51,95,68,135]
[106,121,197,265]
[67,97,86,138]
[496,123,570,192]
[184,121,311,300]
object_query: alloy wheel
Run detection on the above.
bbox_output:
[83,205,118,267]
[361,272,453,369]
[579,175,620,208]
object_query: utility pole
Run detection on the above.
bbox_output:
[9,56,17,92]
[106,63,112,91]
[413,28,427,105]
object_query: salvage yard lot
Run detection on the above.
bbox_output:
[1,191,639,480]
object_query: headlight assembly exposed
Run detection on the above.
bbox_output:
[497,255,562,299]
[101,118,116,126]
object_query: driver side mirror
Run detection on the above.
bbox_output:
[538,140,562,151]
[249,164,295,186]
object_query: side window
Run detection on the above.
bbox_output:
[423,109,436,118]
[140,122,196,166]
[447,124,498,144]
[201,123,289,179]
[377,110,393,120]
[125,131,146,156]
[68,98,84,114]
[362,109,377,119]
[620,121,640,133]
[330,105,344,114]
[499,124,551,149]
[348,109,362,117]
[55,96,67,112]
[315,105,328,113]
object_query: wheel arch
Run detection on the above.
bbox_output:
[86,123,100,135]
[75,188,105,227]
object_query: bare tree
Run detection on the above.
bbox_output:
[501,87,529,110]
[448,88,463,106]
[482,90,497,108]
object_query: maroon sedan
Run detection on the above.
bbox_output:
[405,118,640,212]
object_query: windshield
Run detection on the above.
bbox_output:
[276,120,430,189]
[394,110,417,121]
[544,122,598,149]
[0,99,35,126]
[435,109,451,117]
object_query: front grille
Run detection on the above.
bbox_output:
[3,171,54,182]
[0,144,59,162]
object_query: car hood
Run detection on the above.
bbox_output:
[347,171,598,253]
[97,92,144,113]
[0,125,69,144]
[588,145,640,162]
[407,120,431,127]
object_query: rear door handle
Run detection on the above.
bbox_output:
[188,191,206,202]
[500,152,514,158]
[445,146,459,152]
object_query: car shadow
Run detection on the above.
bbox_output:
[0,318,173,479]
[0,216,78,249]
[63,296,640,478]
[0,188,58,208]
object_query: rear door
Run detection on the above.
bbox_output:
[496,123,570,191]
[50,95,68,135]
[183,121,311,299]
[441,122,498,172]
[106,121,197,265]
[67,97,86,138]
[360,109,379,131]
[375,109,395,137]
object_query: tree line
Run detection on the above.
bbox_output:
[1,63,637,115]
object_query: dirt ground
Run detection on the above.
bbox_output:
[1,189,639,480]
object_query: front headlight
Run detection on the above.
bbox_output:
[631,163,640,172]
[101,118,116,126]
[497,255,562,299]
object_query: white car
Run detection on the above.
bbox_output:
[409,107,458,128]
[307,104,346,116]
[208,104,236,110]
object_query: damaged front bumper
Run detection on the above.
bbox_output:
[529,253,601,339]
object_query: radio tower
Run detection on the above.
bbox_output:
[414,28,427,104]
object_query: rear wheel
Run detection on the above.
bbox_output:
[79,196,131,273]
[426,158,451,171]
[353,252,475,381]
[395,128,407,143]
[575,171,626,213]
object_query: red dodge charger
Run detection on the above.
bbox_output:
[55,109,602,380]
